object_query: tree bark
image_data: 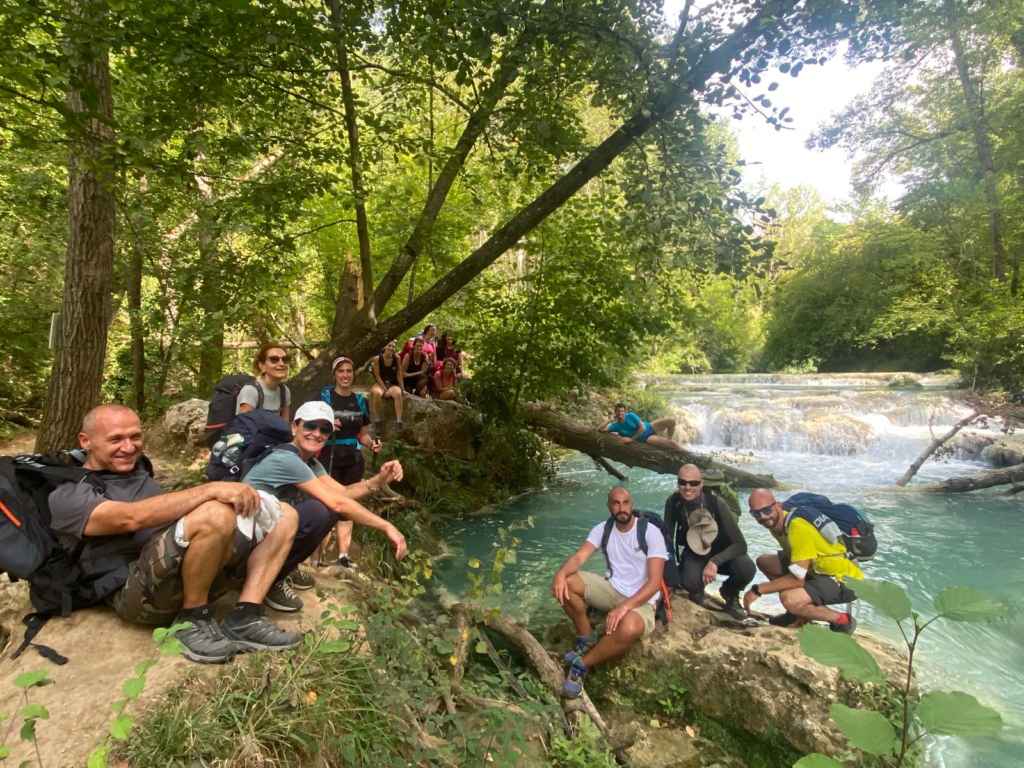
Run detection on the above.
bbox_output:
[917,462,1024,493]
[326,0,374,319]
[895,411,979,486]
[127,205,146,413]
[944,0,1008,285]
[523,403,776,489]
[288,0,793,403]
[36,0,116,454]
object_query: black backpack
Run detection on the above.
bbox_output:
[599,510,676,625]
[204,374,290,447]
[782,492,877,562]
[206,410,293,481]
[0,452,155,663]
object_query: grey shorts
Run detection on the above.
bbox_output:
[803,573,857,607]
[109,524,251,626]
[578,571,656,636]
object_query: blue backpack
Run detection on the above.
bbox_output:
[782,492,877,562]
[206,411,292,481]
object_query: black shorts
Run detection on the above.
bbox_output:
[803,573,857,606]
[328,444,365,486]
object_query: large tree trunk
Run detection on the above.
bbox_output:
[944,0,1008,285]
[287,0,793,404]
[523,403,776,489]
[916,462,1024,493]
[36,0,116,453]
[895,411,979,486]
[127,209,146,413]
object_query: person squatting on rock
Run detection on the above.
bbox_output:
[601,402,683,452]
[47,405,302,664]
[743,489,861,633]
[241,401,407,611]
[320,356,382,571]
[369,339,404,428]
[664,464,754,620]
[551,486,668,698]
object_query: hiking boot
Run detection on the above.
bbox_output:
[722,595,746,621]
[687,591,706,607]
[173,611,237,664]
[829,613,857,635]
[564,631,598,661]
[562,658,587,699]
[222,611,303,652]
[287,567,315,591]
[264,578,304,612]
[768,612,800,627]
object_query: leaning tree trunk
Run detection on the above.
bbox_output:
[523,403,777,489]
[895,411,979,486]
[917,462,1024,493]
[36,0,116,453]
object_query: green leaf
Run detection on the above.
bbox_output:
[933,587,1007,622]
[158,638,185,656]
[468,558,481,569]
[793,755,843,768]
[917,691,1002,737]
[503,549,517,565]
[854,579,912,622]
[0,745,9,758]
[134,659,157,676]
[317,639,351,654]
[109,714,133,741]
[87,744,109,768]
[20,719,36,742]
[122,677,145,700]
[13,670,51,689]
[474,640,488,654]
[798,625,884,683]
[829,703,896,755]
[19,704,48,720]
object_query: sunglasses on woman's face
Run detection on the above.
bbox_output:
[301,421,333,436]
[266,355,291,364]
[677,479,702,487]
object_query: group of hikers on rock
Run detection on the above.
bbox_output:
[553,462,870,699]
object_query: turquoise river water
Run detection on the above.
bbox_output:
[435,374,1023,767]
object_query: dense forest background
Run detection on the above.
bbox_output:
[1,0,1021,449]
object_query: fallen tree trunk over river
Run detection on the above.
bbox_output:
[524,403,776,489]
[917,461,1024,493]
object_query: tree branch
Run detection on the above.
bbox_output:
[896,410,979,486]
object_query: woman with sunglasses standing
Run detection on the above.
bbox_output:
[236,341,292,420]
[319,356,381,569]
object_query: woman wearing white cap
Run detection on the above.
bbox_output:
[242,400,406,611]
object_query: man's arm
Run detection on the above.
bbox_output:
[296,474,407,559]
[85,482,259,536]
[551,541,596,604]
[710,502,747,566]
[342,460,403,501]
[743,559,809,611]
[605,556,665,633]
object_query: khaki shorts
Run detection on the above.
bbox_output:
[578,571,656,636]
[109,524,251,626]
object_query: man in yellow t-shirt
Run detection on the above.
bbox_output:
[742,489,862,634]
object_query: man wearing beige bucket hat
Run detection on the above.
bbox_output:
[663,464,754,620]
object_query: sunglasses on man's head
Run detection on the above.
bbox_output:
[266,354,291,364]
[677,479,702,487]
[749,504,774,519]
[301,421,334,436]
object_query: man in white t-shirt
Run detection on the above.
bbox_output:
[551,486,668,698]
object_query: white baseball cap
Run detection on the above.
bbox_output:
[293,401,335,425]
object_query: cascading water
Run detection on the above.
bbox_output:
[437,373,1023,767]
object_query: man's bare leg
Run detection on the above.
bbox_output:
[561,573,594,637]
[334,520,354,564]
[389,386,404,422]
[238,504,298,604]
[651,417,677,437]
[646,434,683,451]
[581,612,645,668]
[781,588,842,624]
[180,502,236,609]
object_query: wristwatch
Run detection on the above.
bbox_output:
[751,584,762,597]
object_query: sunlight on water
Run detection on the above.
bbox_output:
[436,375,1023,767]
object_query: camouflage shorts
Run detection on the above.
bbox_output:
[109,523,252,626]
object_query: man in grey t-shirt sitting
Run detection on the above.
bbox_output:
[48,405,302,664]
[241,401,408,611]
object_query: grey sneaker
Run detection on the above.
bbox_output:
[222,611,303,652]
[264,579,303,612]
[287,568,315,591]
[173,613,237,664]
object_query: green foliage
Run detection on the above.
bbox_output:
[797,579,1004,767]
[549,719,618,768]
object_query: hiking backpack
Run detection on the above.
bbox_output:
[206,410,293,481]
[204,374,290,447]
[0,451,155,663]
[599,510,676,625]
[781,492,877,562]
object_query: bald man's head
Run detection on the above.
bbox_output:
[79,405,143,473]
[748,488,783,530]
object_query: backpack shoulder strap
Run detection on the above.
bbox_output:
[254,380,266,410]
[320,385,333,404]
[356,393,369,417]
[600,517,615,577]
[636,514,650,556]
